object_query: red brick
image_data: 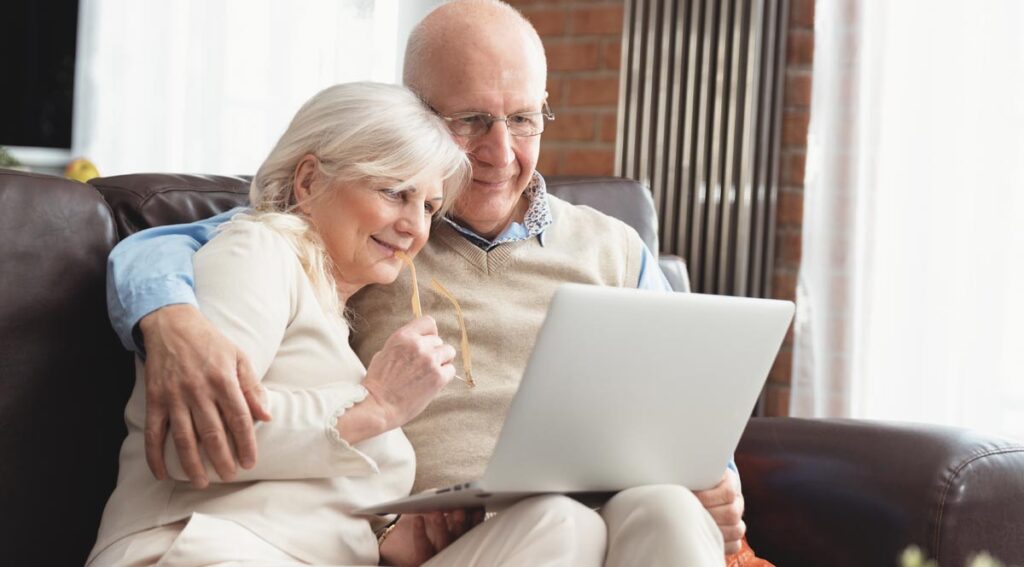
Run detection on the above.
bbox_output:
[545,39,601,71]
[544,111,596,141]
[790,0,815,29]
[769,346,793,385]
[776,229,803,267]
[570,4,624,35]
[784,71,813,108]
[787,30,814,66]
[782,108,810,147]
[778,187,804,225]
[562,148,615,175]
[764,384,791,417]
[537,147,561,176]
[505,0,559,8]
[598,112,617,143]
[522,7,568,37]
[602,39,622,70]
[772,270,797,302]
[567,75,620,106]
[546,77,565,106]
[781,151,806,187]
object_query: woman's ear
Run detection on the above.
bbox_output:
[292,154,319,214]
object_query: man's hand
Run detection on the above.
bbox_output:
[694,469,746,554]
[139,304,271,488]
[378,509,485,567]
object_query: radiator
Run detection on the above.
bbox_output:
[616,0,789,297]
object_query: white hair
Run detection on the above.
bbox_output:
[232,81,469,317]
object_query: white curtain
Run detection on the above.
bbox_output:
[73,0,400,175]
[792,0,1024,440]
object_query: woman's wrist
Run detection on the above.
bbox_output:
[335,395,390,445]
[377,515,401,546]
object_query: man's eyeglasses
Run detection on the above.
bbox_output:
[436,101,555,138]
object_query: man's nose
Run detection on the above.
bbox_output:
[471,121,516,169]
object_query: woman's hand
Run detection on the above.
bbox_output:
[378,509,486,567]
[362,316,457,429]
[337,317,455,444]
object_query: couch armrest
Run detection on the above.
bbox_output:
[657,254,691,293]
[736,417,1024,567]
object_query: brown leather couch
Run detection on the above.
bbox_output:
[2,168,1022,566]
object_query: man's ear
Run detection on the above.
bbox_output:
[292,154,319,214]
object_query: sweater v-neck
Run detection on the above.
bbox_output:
[432,221,537,275]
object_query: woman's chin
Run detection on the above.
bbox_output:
[371,265,404,286]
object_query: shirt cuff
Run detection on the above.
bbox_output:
[636,243,674,292]
[117,277,201,354]
[324,385,381,476]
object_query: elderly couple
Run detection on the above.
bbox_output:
[88,1,748,566]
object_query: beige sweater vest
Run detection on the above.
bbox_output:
[349,195,644,492]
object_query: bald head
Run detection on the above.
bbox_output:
[403,0,547,102]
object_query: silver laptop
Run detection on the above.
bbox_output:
[356,283,794,515]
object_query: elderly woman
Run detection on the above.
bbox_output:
[86,82,606,567]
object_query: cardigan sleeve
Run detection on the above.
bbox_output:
[163,220,379,482]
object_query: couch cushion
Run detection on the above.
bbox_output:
[0,169,130,565]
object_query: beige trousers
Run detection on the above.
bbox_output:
[91,485,723,567]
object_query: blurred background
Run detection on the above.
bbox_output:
[2,0,443,175]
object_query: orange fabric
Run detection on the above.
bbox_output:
[725,537,775,567]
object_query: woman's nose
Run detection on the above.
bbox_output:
[395,203,428,238]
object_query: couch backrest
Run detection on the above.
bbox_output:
[545,176,660,253]
[90,173,661,252]
[92,173,253,238]
[0,169,131,565]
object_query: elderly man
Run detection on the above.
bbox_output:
[107,1,747,564]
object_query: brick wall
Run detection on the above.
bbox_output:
[516,0,812,418]
[765,0,813,417]
[513,0,624,176]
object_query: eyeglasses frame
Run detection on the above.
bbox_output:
[432,100,556,138]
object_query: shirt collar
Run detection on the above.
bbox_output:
[442,172,553,250]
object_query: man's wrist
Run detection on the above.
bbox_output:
[138,303,196,337]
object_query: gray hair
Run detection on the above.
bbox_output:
[234,82,469,316]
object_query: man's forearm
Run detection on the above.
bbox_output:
[107,208,241,351]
